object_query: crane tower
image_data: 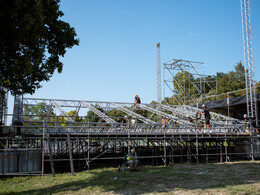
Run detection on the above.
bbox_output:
[240,0,258,125]
[155,42,162,104]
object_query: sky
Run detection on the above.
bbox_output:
[7,0,260,117]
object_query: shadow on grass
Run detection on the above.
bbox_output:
[2,161,260,194]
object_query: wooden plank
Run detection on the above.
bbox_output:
[46,133,55,177]
[67,133,75,176]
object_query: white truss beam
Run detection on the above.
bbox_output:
[111,103,156,124]
[51,100,74,123]
[139,104,190,124]
[81,102,116,124]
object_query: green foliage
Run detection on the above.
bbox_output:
[56,110,83,126]
[106,109,125,120]
[255,81,260,93]
[24,103,84,127]
[24,102,51,121]
[0,0,79,95]
[216,61,245,96]
[67,110,83,122]
[135,109,150,122]
[173,71,196,97]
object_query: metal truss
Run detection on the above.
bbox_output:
[81,102,116,124]
[111,103,156,124]
[51,100,74,122]
[139,104,190,125]
[0,87,8,126]
[241,0,258,124]
[155,43,162,104]
[175,105,244,126]
[21,97,246,135]
[163,59,216,105]
[21,121,249,136]
[12,95,23,125]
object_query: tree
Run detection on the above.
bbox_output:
[24,102,53,121]
[255,81,260,93]
[0,0,79,95]
[106,109,125,120]
[216,62,246,97]
[173,71,196,98]
[67,110,82,122]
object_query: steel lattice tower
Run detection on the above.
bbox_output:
[155,43,162,104]
[0,87,8,126]
[12,95,23,125]
[240,0,258,124]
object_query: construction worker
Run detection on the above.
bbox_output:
[127,148,138,171]
[133,95,141,107]
[122,116,127,127]
[199,104,211,133]
[161,116,168,132]
[131,117,137,129]
[243,114,252,133]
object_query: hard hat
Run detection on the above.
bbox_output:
[202,104,206,108]
[244,114,247,118]
[124,116,127,118]
[186,115,189,117]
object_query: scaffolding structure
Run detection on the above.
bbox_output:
[0,97,259,175]
[0,121,259,175]
[163,59,217,106]
[240,0,258,125]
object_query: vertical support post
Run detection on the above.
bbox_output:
[171,145,174,165]
[67,133,75,176]
[164,129,166,165]
[41,120,45,176]
[172,136,174,165]
[87,117,90,170]
[206,146,208,164]
[46,133,55,177]
[225,135,228,162]
[227,92,230,118]
[128,124,130,154]
[180,148,183,163]
[155,42,162,105]
[152,142,155,166]
[196,131,199,164]
[220,142,223,163]
[250,136,254,161]
[187,142,190,163]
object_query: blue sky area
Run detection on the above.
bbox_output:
[7,0,260,116]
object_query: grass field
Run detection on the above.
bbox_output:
[1,161,260,195]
